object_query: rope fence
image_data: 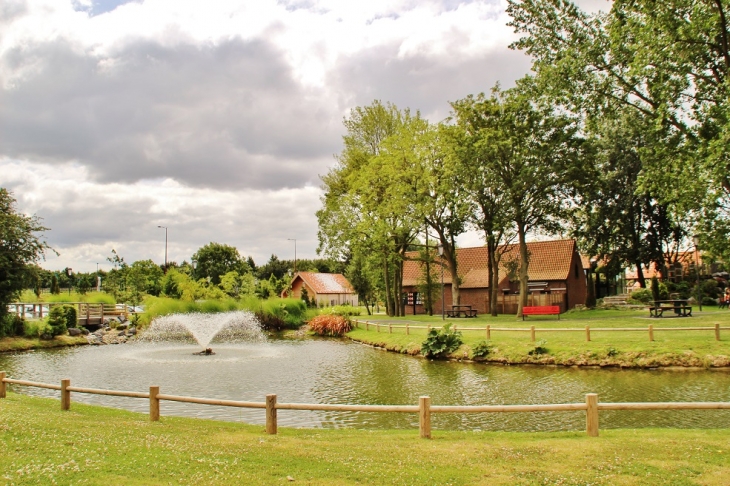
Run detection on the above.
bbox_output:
[352,320,727,342]
[2,371,729,439]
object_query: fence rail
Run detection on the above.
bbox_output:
[352,320,727,342]
[2,371,729,439]
[8,302,128,327]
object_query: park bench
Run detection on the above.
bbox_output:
[649,301,692,318]
[522,305,561,320]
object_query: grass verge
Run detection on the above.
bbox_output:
[348,309,730,368]
[0,335,87,353]
[1,393,729,485]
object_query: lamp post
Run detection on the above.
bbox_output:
[437,243,444,320]
[693,235,702,312]
[157,225,168,271]
[287,238,297,272]
[66,267,73,295]
[96,263,100,292]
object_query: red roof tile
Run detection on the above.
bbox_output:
[403,239,579,288]
[295,272,354,294]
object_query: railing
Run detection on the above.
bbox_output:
[7,302,127,325]
[2,372,729,439]
[352,320,727,342]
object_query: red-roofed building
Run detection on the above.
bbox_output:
[283,272,359,307]
[402,239,587,315]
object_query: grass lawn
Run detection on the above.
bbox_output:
[347,308,730,367]
[1,393,728,485]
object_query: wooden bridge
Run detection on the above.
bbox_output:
[8,302,128,329]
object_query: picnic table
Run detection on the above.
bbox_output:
[649,300,692,318]
[445,305,478,318]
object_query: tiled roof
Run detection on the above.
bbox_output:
[403,239,578,288]
[296,272,354,294]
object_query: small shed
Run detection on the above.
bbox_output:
[283,272,359,307]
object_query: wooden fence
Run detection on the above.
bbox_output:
[7,302,127,328]
[352,320,727,342]
[2,371,729,439]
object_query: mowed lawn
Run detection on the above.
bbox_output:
[348,308,730,367]
[1,393,729,485]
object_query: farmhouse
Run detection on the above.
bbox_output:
[284,272,359,307]
[402,239,587,315]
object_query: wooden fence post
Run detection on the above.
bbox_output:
[366,322,369,331]
[648,324,654,342]
[486,325,491,340]
[715,323,721,341]
[150,386,160,421]
[389,324,392,334]
[530,326,535,342]
[61,379,71,411]
[0,371,6,399]
[419,396,431,439]
[585,325,591,342]
[376,323,380,333]
[406,323,409,335]
[266,394,277,435]
[586,393,599,437]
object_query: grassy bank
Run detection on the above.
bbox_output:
[1,393,728,485]
[348,309,730,368]
[0,335,88,353]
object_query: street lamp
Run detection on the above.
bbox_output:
[158,225,168,271]
[66,267,73,295]
[693,235,702,312]
[437,243,445,321]
[287,238,297,272]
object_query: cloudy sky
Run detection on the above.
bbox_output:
[0,0,607,273]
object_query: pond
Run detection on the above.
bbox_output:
[1,337,729,432]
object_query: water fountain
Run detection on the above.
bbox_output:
[140,310,266,353]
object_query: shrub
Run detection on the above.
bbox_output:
[629,289,652,304]
[528,339,549,356]
[308,314,352,336]
[23,319,52,338]
[325,305,362,317]
[472,340,493,358]
[0,314,25,338]
[421,324,463,359]
[47,307,69,336]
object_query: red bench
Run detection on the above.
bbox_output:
[522,305,561,320]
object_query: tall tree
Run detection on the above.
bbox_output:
[448,93,516,316]
[192,242,248,285]
[0,188,53,324]
[462,83,582,317]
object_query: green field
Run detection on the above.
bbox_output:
[0,393,728,485]
[348,308,730,367]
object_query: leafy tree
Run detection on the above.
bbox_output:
[256,254,291,280]
[50,274,60,294]
[192,242,248,285]
[0,189,53,321]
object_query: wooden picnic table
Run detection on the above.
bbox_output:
[649,300,692,318]
[446,305,478,318]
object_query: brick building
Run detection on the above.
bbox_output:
[402,239,587,315]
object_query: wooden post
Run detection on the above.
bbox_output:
[366,322,369,331]
[648,324,654,342]
[586,393,599,437]
[530,326,535,342]
[61,379,71,411]
[406,323,409,335]
[388,324,392,334]
[453,325,457,332]
[150,386,160,421]
[486,325,491,340]
[0,371,6,399]
[715,323,721,341]
[419,396,431,439]
[376,323,380,333]
[585,325,591,342]
[266,394,277,435]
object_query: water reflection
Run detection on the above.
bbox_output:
[1,338,728,432]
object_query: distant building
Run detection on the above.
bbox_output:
[283,272,359,307]
[402,239,587,315]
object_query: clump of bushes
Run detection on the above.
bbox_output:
[308,314,352,336]
[421,324,463,359]
[324,305,361,317]
[472,340,493,358]
[528,339,549,356]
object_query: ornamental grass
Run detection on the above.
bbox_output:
[308,314,352,336]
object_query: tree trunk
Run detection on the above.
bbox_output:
[516,225,529,319]
[635,261,646,288]
[383,254,394,317]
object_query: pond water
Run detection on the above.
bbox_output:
[1,338,729,432]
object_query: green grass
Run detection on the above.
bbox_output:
[0,393,728,485]
[349,309,730,367]
[17,290,117,304]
